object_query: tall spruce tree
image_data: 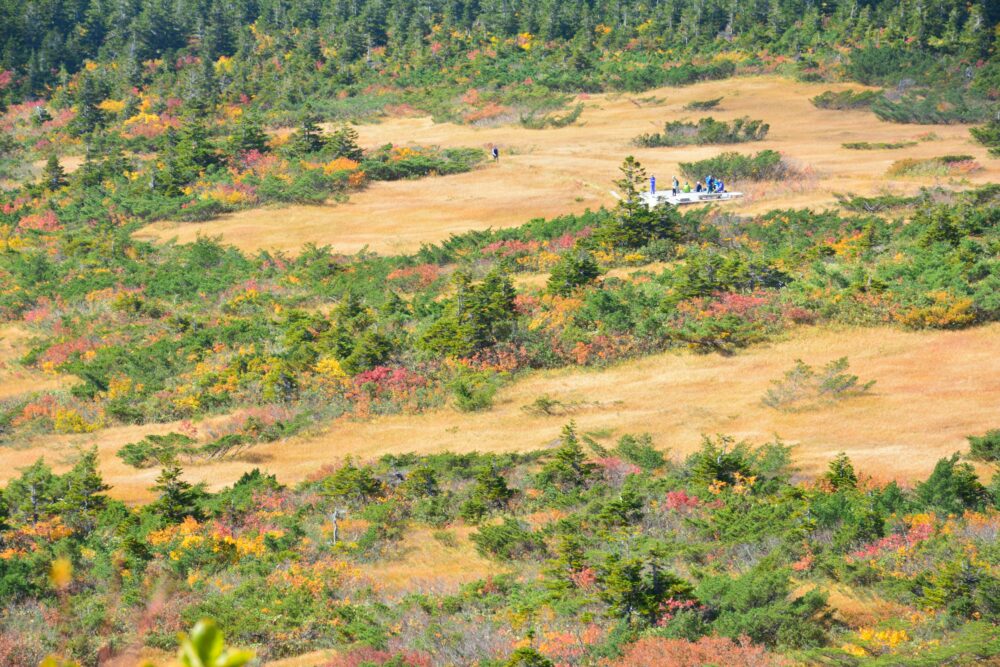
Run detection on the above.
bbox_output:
[52,448,110,534]
[540,421,598,492]
[328,124,363,161]
[289,114,326,155]
[595,156,681,249]
[228,113,270,157]
[151,463,203,523]
[4,459,59,525]
[42,154,68,190]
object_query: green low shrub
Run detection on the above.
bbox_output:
[471,518,546,560]
[683,97,723,111]
[635,117,768,148]
[520,103,584,129]
[762,357,875,411]
[118,433,197,468]
[811,89,880,110]
[678,150,787,182]
[842,141,917,150]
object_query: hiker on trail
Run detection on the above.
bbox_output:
[683,181,691,193]
[706,175,714,192]
[672,176,679,195]
[491,146,499,162]
[716,179,724,193]
[695,182,703,193]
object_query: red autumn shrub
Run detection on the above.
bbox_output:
[664,489,701,511]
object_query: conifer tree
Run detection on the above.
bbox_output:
[546,531,587,590]
[540,421,597,492]
[461,463,515,521]
[152,463,203,523]
[547,249,601,295]
[824,452,858,491]
[53,448,110,534]
[185,53,219,114]
[968,429,1000,465]
[228,113,270,157]
[598,551,692,623]
[597,475,645,527]
[473,464,515,509]
[503,647,554,667]
[419,269,519,357]
[289,114,326,155]
[42,154,68,190]
[328,124,363,161]
[176,119,220,173]
[596,156,681,250]
[399,466,440,498]
[322,459,385,504]
[70,73,106,136]
[4,459,59,525]
[971,116,1000,157]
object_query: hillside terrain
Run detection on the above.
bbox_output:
[1,0,1000,665]
[3,323,1000,503]
[138,76,1000,254]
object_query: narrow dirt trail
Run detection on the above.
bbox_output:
[136,75,999,255]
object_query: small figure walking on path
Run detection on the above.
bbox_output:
[491,146,500,162]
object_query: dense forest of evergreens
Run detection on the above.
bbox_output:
[1,0,999,122]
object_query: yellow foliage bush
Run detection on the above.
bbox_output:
[52,408,102,434]
[97,99,126,114]
[897,291,975,329]
[324,158,360,174]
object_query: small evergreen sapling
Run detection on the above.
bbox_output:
[42,155,67,190]
[539,422,598,492]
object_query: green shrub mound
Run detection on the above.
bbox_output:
[811,89,881,110]
[842,141,917,150]
[679,150,788,182]
[873,91,994,124]
[635,116,769,148]
[684,97,724,111]
[971,118,1000,157]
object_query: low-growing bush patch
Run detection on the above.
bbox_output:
[762,357,874,411]
[971,117,1000,157]
[887,155,982,178]
[683,97,723,111]
[842,141,917,150]
[834,192,922,212]
[679,150,788,182]
[520,103,584,129]
[873,91,993,124]
[811,89,881,110]
[634,116,769,148]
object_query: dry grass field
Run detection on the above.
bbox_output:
[9,75,1000,508]
[364,525,503,594]
[0,325,72,399]
[136,75,999,255]
[5,323,999,503]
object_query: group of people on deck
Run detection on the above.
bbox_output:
[671,175,725,196]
